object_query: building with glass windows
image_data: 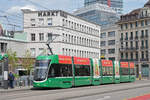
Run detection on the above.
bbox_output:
[100,24,119,61]
[117,0,150,79]
[84,0,123,14]
[1,9,101,59]
[74,3,119,26]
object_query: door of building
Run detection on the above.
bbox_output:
[141,64,149,78]
[136,65,139,78]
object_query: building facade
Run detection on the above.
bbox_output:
[0,30,27,58]
[84,0,123,14]
[74,3,119,26]
[0,30,27,86]
[23,9,101,58]
[117,0,150,78]
[100,25,119,61]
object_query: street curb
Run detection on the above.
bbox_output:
[0,87,32,93]
[0,81,150,94]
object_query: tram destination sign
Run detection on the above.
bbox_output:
[38,11,67,18]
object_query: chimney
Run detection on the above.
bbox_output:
[107,0,111,7]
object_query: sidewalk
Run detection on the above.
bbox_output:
[0,80,150,94]
[0,86,32,93]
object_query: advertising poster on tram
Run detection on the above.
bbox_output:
[114,61,120,78]
[129,62,134,68]
[101,60,113,67]
[93,59,100,78]
[58,55,72,64]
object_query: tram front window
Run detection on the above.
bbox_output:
[34,60,50,81]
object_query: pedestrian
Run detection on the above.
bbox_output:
[8,72,15,88]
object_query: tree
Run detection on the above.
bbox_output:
[21,50,35,75]
[7,49,18,72]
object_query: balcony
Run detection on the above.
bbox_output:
[145,35,149,38]
[125,37,128,40]
[141,35,144,39]
[119,48,126,51]
[140,58,149,61]
[120,59,129,61]
[135,36,138,40]
[120,47,139,51]
[133,47,138,50]
[140,35,149,39]
[127,47,138,51]
[120,59,137,62]
[145,46,149,49]
[120,38,123,41]
[130,37,133,40]
[141,46,149,49]
[141,46,144,49]
[136,47,139,49]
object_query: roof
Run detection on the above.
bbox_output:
[22,9,101,27]
[129,8,141,15]
[144,0,150,7]
[74,3,117,15]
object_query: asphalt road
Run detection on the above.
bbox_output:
[0,80,150,100]
[68,85,150,100]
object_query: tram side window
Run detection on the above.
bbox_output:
[75,65,90,76]
[48,64,72,77]
[102,67,113,76]
[130,68,135,75]
[121,68,129,75]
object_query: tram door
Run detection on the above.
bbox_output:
[142,64,149,78]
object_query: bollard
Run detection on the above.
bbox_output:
[139,72,142,80]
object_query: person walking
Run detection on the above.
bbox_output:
[8,72,15,88]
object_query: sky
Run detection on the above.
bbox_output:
[0,0,149,30]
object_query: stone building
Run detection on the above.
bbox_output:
[117,0,150,78]
[23,9,101,58]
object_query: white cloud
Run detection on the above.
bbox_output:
[6,5,37,14]
[123,0,148,14]
[124,0,148,3]
[21,5,37,11]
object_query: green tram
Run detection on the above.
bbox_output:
[33,55,136,88]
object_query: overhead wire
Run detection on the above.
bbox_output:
[23,0,49,10]
[0,9,22,19]
[0,0,57,31]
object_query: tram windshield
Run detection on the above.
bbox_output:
[34,60,50,81]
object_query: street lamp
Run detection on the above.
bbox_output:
[1,53,9,89]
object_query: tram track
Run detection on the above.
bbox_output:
[60,83,150,100]
[1,81,150,100]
